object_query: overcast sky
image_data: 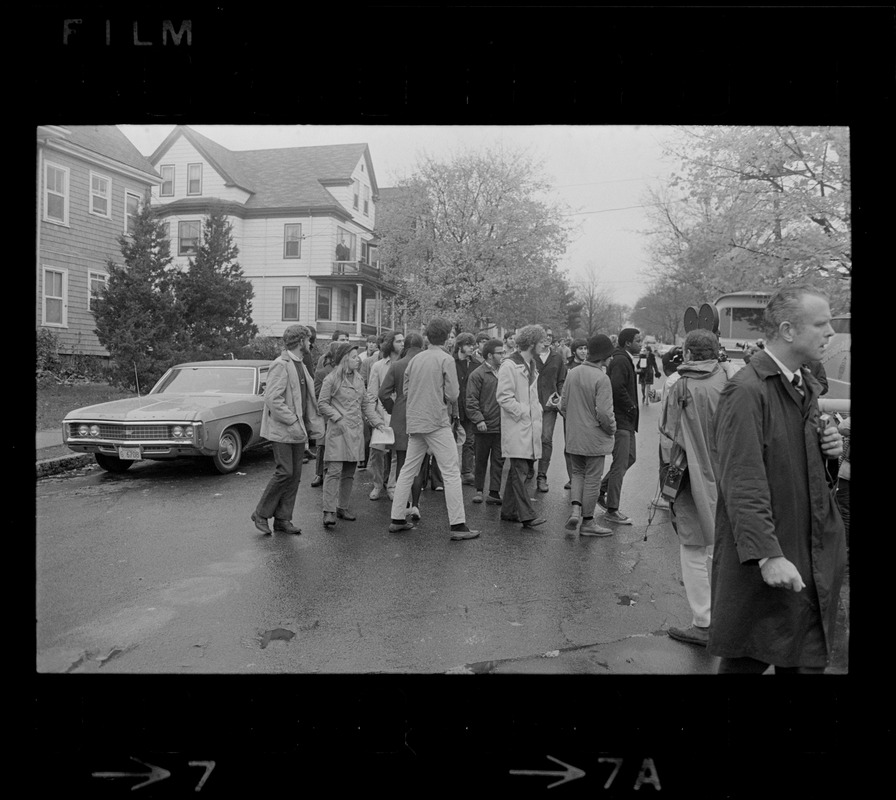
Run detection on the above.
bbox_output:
[119,124,676,308]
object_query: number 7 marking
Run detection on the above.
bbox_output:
[188,761,216,792]
[598,757,623,789]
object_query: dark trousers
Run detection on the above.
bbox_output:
[473,431,504,495]
[394,449,425,508]
[459,418,476,476]
[836,478,850,546]
[423,454,443,489]
[599,429,637,511]
[256,441,304,522]
[503,458,537,522]
[315,444,325,477]
[537,409,558,478]
[717,657,825,675]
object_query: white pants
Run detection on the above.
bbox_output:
[390,427,465,526]
[680,544,713,628]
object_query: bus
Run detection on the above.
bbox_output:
[712,291,849,401]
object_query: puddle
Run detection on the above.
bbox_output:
[258,628,296,649]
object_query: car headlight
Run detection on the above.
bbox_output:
[89,425,100,436]
[77,424,89,437]
[172,425,194,438]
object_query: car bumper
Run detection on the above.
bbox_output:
[64,439,212,460]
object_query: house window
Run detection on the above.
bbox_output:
[44,162,69,225]
[43,267,68,327]
[178,220,201,255]
[363,185,370,216]
[89,172,112,218]
[282,287,300,321]
[88,271,108,311]
[353,179,360,210]
[125,192,141,235]
[317,287,332,321]
[336,227,356,261]
[284,224,302,258]
[160,165,175,196]
[187,163,202,195]
[337,287,357,322]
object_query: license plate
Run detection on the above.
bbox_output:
[118,446,142,460]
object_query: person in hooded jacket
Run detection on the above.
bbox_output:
[465,338,506,506]
[318,343,388,528]
[659,328,728,647]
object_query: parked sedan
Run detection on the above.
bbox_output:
[63,360,271,474]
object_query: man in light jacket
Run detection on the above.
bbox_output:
[496,324,547,529]
[659,328,728,647]
[387,317,480,541]
[560,334,616,536]
[252,324,325,536]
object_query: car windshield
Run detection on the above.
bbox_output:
[153,366,257,395]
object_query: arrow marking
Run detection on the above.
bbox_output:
[93,757,171,790]
[510,755,586,789]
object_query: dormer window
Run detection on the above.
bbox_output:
[187,163,202,195]
[160,165,175,196]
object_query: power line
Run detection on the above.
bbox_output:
[563,198,688,216]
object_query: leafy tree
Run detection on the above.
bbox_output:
[643,126,850,313]
[175,206,258,359]
[630,282,700,344]
[376,146,572,331]
[92,201,184,391]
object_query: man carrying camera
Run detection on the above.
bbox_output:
[659,329,728,646]
[709,285,846,674]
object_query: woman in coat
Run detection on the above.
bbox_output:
[379,333,426,520]
[496,324,546,528]
[637,345,662,404]
[317,343,387,528]
[309,341,340,488]
[560,334,617,535]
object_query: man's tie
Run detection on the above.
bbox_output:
[791,374,804,397]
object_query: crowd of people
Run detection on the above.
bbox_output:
[250,283,849,675]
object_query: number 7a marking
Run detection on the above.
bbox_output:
[188,761,215,792]
[598,757,623,789]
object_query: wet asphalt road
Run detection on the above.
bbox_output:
[35,380,848,674]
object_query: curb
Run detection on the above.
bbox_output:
[36,453,94,479]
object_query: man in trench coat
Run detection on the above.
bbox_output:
[708,285,846,673]
[252,324,325,535]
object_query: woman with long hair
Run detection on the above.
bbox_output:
[318,343,388,528]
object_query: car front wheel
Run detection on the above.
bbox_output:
[212,427,244,474]
[95,453,133,473]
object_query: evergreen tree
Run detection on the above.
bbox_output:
[176,206,257,359]
[92,201,184,391]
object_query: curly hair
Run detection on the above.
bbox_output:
[425,317,453,346]
[683,329,719,362]
[515,324,546,352]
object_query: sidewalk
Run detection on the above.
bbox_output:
[36,428,93,478]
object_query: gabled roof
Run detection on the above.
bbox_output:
[40,125,158,178]
[149,126,375,210]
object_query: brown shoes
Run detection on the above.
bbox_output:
[251,512,272,535]
[336,508,356,521]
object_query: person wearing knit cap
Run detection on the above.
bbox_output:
[597,326,643,525]
[560,334,617,535]
[317,343,389,528]
[252,324,325,536]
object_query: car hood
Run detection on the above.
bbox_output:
[64,393,260,421]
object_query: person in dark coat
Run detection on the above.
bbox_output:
[533,326,567,493]
[453,332,478,484]
[465,338,506,506]
[379,334,426,520]
[566,338,588,370]
[636,345,662,404]
[598,327,643,524]
[709,285,846,673]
